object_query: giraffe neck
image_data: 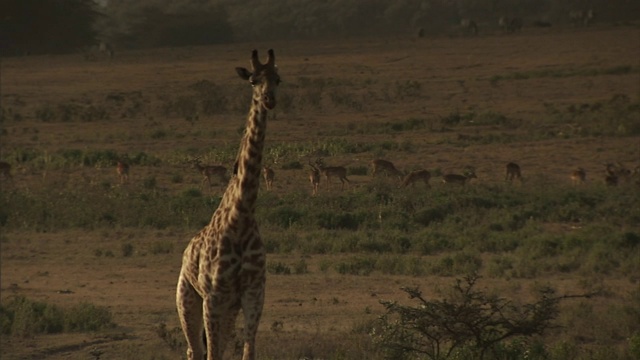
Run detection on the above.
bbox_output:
[229,95,268,211]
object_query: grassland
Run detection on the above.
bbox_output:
[1,24,640,359]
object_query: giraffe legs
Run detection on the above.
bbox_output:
[203,295,225,360]
[220,307,240,355]
[176,276,204,360]
[240,286,265,360]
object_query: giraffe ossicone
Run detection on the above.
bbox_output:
[176,49,280,360]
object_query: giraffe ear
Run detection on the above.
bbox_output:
[236,67,252,80]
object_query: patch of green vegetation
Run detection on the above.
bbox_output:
[3,174,638,281]
[374,274,599,360]
[488,65,639,84]
[0,296,115,337]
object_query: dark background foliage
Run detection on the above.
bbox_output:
[1,0,639,56]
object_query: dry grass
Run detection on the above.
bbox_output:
[1,24,640,359]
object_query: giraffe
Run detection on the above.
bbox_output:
[176,49,280,360]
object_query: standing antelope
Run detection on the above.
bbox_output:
[262,166,275,191]
[499,16,523,33]
[443,169,477,185]
[316,158,350,190]
[605,163,632,186]
[460,19,478,35]
[99,41,114,60]
[116,160,129,184]
[505,162,522,182]
[308,162,321,196]
[0,161,12,181]
[191,159,229,188]
[371,159,403,180]
[402,170,431,188]
[570,9,594,27]
[571,167,586,185]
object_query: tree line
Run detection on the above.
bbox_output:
[1,0,638,56]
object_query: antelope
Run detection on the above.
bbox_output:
[443,169,477,185]
[499,16,509,31]
[371,159,403,180]
[584,9,595,26]
[116,160,129,184]
[0,161,12,181]
[308,162,321,196]
[262,166,275,191]
[402,170,431,188]
[570,9,594,27]
[460,19,478,36]
[509,17,523,32]
[571,167,586,185]
[605,163,618,186]
[99,41,114,60]
[505,162,522,182]
[315,158,350,190]
[605,163,632,186]
[191,159,229,188]
[499,16,523,33]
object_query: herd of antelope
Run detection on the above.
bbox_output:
[1,157,637,194]
[371,159,479,188]
[183,157,638,193]
[456,9,594,38]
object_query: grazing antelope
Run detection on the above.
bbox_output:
[605,173,618,187]
[499,16,523,33]
[505,162,522,182]
[116,160,129,184]
[570,9,594,27]
[571,167,586,185]
[315,158,350,190]
[191,159,229,188]
[605,163,618,186]
[262,166,275,191]
[308,162,321,196]
[0,161,12,181]
[402,170,431,188]
[460,19,478,35]
[99,41,114,60]
[443,169,477,185]
[605,163,632,186]
[371,159,403,180]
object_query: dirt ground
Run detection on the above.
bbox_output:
[1,24,639,359]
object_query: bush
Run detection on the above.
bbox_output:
[0,296,114,337]
[373,274,592,360]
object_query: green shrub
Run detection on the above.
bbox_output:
[267,261,291,275]
[150,240,174,254]
[373,275,583,360]
[265,206,304,229]
[0,296,114,337]
[335,257,376,276]
[317,212,362,230]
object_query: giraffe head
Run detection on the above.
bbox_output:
[235,49,280,110]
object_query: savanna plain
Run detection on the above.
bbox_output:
[1,24,640,360]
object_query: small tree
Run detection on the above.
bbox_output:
[372,274,593,360]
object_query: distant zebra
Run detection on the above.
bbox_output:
[460,19,478,36]
[569,9,594,27]
[499,16,523,33]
